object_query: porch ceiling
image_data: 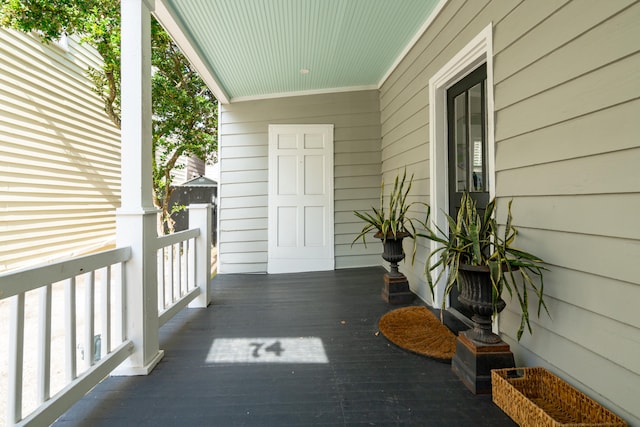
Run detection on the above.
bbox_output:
[155,0,444,103]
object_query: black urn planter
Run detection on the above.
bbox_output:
[376,231,408,278]
[375,231,415,304]
[451,263,515,394]
[456,263,507,345]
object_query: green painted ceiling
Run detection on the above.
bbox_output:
[158,0,443,103]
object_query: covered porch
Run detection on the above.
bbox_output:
[2,0,638,424]
[54,267,515,426]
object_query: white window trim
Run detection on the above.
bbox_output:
[428,23,495,308]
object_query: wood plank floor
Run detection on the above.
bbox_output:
[55,267,515,426]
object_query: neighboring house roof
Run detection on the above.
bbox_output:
[155,0,444,103]
[176,175,218,187]
[159,151,206,186]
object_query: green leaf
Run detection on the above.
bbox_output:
[352,168,430,262]
[469,223,481,264]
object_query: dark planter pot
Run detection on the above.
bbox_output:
[375,231,408,278]
[457,264,507,345]
[374,231,414,304]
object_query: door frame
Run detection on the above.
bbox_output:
[428,23,496,309]
[267,124,335,274]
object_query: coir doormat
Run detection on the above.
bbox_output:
[379,306,457,362]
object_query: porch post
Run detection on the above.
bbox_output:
[188,204,212,308]
[114,0,164,375]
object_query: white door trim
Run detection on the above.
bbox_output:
[267,124,335,273]
[428,23,495,308]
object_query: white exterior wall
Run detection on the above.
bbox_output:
[379,0,640,424]
[218,90,381,273]
[0,30,121,272]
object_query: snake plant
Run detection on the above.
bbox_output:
[418,192,549,340]
[351,168,428,263]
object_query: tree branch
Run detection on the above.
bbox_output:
[104,69,121,128]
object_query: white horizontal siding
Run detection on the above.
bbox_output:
[0,29,120,272]
[502,194,640,241]
[495,54,639,141]
[379,0,640,424]
[496,99,639,170]
[496,149,640,196]
[218,90,381,273]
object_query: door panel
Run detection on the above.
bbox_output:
[304,206,324,246]
[278,156,297,194]
[305,155,324,194]
[448,64,489,214]
[277,206,296,247]
[447,64,488,318]
[268,125,334,273]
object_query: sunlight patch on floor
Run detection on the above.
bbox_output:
[205,337,329,364]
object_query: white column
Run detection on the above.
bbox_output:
[114,0,163,375]
[188,204,212,308]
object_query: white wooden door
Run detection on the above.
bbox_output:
[268,124,334,273]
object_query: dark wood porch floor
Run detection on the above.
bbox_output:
[55,267,515,426]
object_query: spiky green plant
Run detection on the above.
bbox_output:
[418,192,549,340]
[351,168,429,263]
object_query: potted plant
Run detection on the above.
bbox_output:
[351,168,428,303]
[419,192,549,342]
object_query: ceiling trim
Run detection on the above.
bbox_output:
[154,0,230,104]
[377,0,449,89]
[230,84,379,103]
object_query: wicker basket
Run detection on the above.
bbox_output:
[491,367,627,427]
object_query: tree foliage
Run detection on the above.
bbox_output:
[0,0,218,232]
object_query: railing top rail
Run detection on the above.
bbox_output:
[156,228,200,249]
[0,247,131,300]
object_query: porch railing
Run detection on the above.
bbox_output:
[0,203,212,426]
[157,228,200,326]
[0,248,133,427]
